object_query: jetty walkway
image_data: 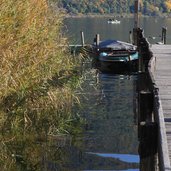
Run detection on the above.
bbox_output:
[149,44,171,171]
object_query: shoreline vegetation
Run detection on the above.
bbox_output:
[64,13,171,18]
[0,1,86,170]
[59,0,171,19]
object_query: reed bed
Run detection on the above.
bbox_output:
[0,0,84,149]
[0,1,84,169]
[0,0,82,124]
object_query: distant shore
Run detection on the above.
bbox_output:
[65,13,133,18]
[64,13,170,19]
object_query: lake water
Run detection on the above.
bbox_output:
[62,16,165,171]
[72,67,139,171]
[64,16,171,44]
[63,17,144,171]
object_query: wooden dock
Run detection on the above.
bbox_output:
[149,44,171,171]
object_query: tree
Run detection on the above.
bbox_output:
[165,0,171,12]
[57,0,171,15]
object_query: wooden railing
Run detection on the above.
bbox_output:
[148,55,171,171]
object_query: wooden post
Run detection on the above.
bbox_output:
[161,27,164,44]
[134,0,139,29]
[137,72,158,171]
[133,28,138,46]
[138,121,158,171]
[138,90,153,123]
[133,0,139,46]
[80,31,85,47]
[161,27,167,44]
[96,34,100,50]
[138,49,142,72]
[129,31,133,44]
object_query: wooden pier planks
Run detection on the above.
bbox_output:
[151,45,171,119]
[150,44,171,170]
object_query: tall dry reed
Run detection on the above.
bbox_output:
[0,1,85,170]
[0,0,82,130]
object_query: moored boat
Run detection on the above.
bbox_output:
[107,19,121,24]
[92,39,139,73]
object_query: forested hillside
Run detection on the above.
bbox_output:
[58,0,171,16]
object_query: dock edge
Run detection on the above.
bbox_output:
[148,54,171,171]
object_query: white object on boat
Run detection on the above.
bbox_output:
[108,19,121,24]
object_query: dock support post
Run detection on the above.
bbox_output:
[129,31,133,44]
[138,90,158,171]
[139,121,158,171]
[96,34,100,51]
[138,53,142,72]
[136,73,158,170]
[80,31,85,47]
[133,28,138,46]
[134,0,139,29]
[133,28,143,72]
[138,90,153,125]
[161,27,167,44]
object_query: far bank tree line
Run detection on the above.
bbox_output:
[58,0,171,16]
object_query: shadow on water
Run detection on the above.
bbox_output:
[1,60,142,171]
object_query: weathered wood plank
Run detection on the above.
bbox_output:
[150,44,171,170]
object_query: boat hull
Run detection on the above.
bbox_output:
[94,58,139,74]
[91,39,139,73]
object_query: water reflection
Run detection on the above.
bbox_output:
[86,152,139,163]
[70,69,139,171]
[1,62,139,171]
[64,17,171,44]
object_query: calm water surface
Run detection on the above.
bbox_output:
[41,64,139,171]
[64,17,171,44]
[72,66,139,171]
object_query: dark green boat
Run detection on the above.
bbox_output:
[92,39,139,73]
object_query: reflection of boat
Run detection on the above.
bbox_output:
[92,39,139,73]
[107,19,120,24]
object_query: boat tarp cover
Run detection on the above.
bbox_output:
[98,39,136,50]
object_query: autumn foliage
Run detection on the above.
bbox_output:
[165,0,171,11]
[0,0,80,130]
[59,0,171,15]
